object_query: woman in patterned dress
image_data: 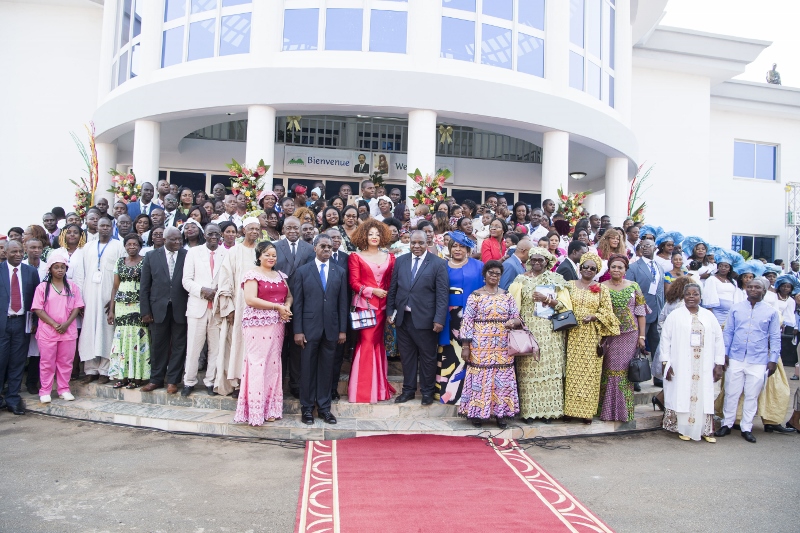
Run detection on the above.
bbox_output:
[459,260,522,429]
[107,234,150,388]
[660,282,725,442]
[509,246,572,423]
[564,252,620,423]
[599,254,650,422]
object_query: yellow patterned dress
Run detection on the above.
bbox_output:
[509,273,573,420]
[564,282,620,420]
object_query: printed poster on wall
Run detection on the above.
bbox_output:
[284,147,356,177]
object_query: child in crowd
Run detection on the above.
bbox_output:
[410,204,429,229]
[391,229,411,256]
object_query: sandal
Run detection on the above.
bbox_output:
[112,380,128,389]
[125,381,139,389]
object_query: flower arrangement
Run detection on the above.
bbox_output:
[108,169,141,203]
[628,163,655,222]
[225,158,270,213]
[407,167,451,211]
[556,186,589,231]
[69,122,100,220]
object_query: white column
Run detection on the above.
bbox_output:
[541,131,569,204]
[407,0,440,71]
[604,157,629,224]
[132,120,161,187]
[614,0,633,125]
[545,0,570,89]
[95,142,118,205]
[245,105,277,182]
[96,0,118,102]
[406,110,438,201]
[138,0,164,76]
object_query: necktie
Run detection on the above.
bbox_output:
[168,252,175,279]
[411,256,420,280]
[648,260,657,282]
[10,267,21,313]
[333,252,338,263]
[320,263,327,291]
[291,242,296,257]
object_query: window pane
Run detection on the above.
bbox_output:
[164,0,186,22]
[608,74,615,107]
[569,51,583,89]
[283,9,319,51]
[570,0,584,47]
[325,8,363,51]
[162,26,184,66]
[608,6,615,69]
[119,0,132,48]
[733,141,755,178]
[441,17,475,61]
[130,43,140,78]
[117,50,128,85]
[111,60,117,88]
[370,10,407,53]
[188,19,215,60]
[132,0,143,38]
[755,144,776,180]
[222,0,251,6]
[220,13,251,55]
[587,0,601,57]
[518,0,545,30]
[754,237,774,261]
[443,0,476,11]
[192,0,216,14]
[517,32,544,77]
[483,0,512,20]
[741,236,754,255]
[588,61,601,99]
[481,24,512,69]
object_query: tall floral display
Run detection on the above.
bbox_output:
[407,168,451,211]
[627,163,655,222]
[556,186,589,230]
[108,169,141,203]
[70,122,100,220]
[226,158,270,213]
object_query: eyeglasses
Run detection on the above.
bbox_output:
[317,244,333,249]
[580,265,598,272]
[529,258,546,263]
[486,271,502,277]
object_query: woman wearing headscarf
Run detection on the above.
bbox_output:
[638,225,662,243]
[509,247,573,422]
[702,249,745,327]
[182,219,205,248]
[436,232,484,404]
[563,252,620,423]
[375,195,394,222]
[682,236,715,280]
[654,231,684,272]
[734,259,766,297]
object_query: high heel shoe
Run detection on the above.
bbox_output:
[652,396,665,412]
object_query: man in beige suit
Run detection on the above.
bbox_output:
[181,223,227,396]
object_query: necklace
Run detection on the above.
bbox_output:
[483,287,499,295]
[50,282,64,295]
[778,294,789,301]
[449,258,468,268]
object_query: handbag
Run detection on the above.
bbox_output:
[350,287,377,330]
[508,327,540,360]
[550,310,577,332]
[628,349,652,383]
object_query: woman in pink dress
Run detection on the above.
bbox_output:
[348,219,396,403]
[234,241,293,426]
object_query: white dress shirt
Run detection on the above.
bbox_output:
[315,258,329,286]
[640,256,661,285]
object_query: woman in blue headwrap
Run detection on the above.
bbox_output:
[655,231,684,272]
[436,231,484,404]
[701,249,744,327]
[682,236,715,280]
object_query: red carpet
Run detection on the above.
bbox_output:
[295,434,614,533]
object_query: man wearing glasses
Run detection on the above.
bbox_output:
[625,240,665,386]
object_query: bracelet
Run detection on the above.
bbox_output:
[639,336,645,339]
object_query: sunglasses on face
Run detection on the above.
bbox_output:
[529,258,546,263]
[580,265,598,272]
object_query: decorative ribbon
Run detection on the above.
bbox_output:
[438,125,453,145]
[286,116,302,132]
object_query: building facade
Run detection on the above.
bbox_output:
[2,0,798,261]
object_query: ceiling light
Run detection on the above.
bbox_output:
[570,172,587,180]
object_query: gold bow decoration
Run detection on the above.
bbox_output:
[438,125,453,145]
[286,116,302,132]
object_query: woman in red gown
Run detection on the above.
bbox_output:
[348,219,396,403]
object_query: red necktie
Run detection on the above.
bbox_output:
[10,267,21,313]
[208,251,215,309]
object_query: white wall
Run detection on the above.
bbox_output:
[0,0,103,231]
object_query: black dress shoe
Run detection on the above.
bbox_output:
[421,396,434,406]
[741,431,757,443]
[320,411,337,424]
[764,424,796,434]
[206,386,217,396]
[652,377,663,388]
[714,425,732,437]
[331,391,340,401]
[7,404,24,415]
[180,385,194,397]
[633,383,641,392]
[496,417,508,430]
[394,392,415,404]
[290,388,300,400]
[301,410,314,425]
[26,386,38,395]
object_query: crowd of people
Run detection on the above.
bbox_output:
[0,178,798,441]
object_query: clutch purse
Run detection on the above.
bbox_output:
[508,327,540,360]
[550,310,577,332]
[350,288,377,331]
[628,350,652,383]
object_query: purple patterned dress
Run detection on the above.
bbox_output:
[458,292,521,420]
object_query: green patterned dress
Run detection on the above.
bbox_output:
[108,257,151,380]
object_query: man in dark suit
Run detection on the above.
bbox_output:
[274,216,315,398]
[0,241,40,414]
[127,182,158,219]
[353,154,369,174]
[556,241,588,282]
[140,227,189,393]
[625,240,665,387]
[325,228,349,400]
[292,234,348,425]
[162,194,188,228]
[387,230,449,405]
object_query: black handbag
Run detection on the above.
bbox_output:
[550,310,577,332]
[628,350,652,383]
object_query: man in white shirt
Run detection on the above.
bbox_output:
[216,195,242,228]
[356,180,380,218]
[528,208,549,242]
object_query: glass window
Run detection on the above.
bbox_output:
[188,19,216,61]
[756,144,776,180]
[117,51,128,86]
[119,0,132,48]
[222,0,250,6]
[162,26,184,67]
[733,141,755,178]
[132,0,143,38]
[518,0,545,30]
[732,235,775,262]
[517,33,544,77]
[164,0,186,22]
[608,5,615,69]
[588,61,601,99]
[130,43,140,78]
[441,17,475,61]
[481,24,512,69]
[325,8,363,51]
[569,51,583,90]
[570,0,584,47]
[443,0,476,11]
[283,9,319,51]
[587,0,601,57]
[483,0,512,20]
[191,0,216,14]
[370,10,407,53]
[220,13,251,56]
[608,74,614,108]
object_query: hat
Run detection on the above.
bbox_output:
[655,231,684,246]
[763,263,782,275]
[774,274,800,293]
[681,236,710,257]
[709,247,744,270]
[242,217,260,228]
[45,248,71,271]
[293,184,307,195]
[310,187,322,197]
[528,246,558,271]
[447,231,476,250]
[181,219,204,234]
[638,225,662,241]
[734,259,767,277]
[377,195,394,208]
[257,189,278,203]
